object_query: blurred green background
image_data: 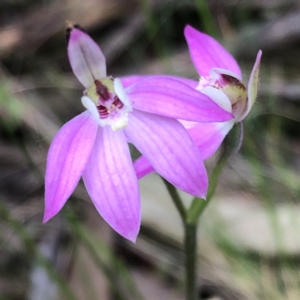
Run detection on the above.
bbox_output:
[1,0,300,299]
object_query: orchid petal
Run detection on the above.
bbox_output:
[44,111,98,222]
[134,156,155,179]
[187,120,235,160]
[126,76,233,122]
[67,27,107,88]
[114,78,132,111]
[134,120,235,179]
[121,75,198,89]
[239,50,262,122]
[83,127,140,242]
[184,25,242,79]
[125,110,208,198]
[200,86,232,113]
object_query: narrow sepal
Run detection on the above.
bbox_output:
[239,50,262,121]
[121,75,198,89]
[187,120,235,160]
[83,127,140,242]
[134,121,234,180]
[184,25,242,79]
[126,76,233,123]
[125,110,208,198]
[67,26,107,88]
[44,111,98,222]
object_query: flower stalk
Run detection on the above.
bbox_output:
[165,124,242,300]
[184,222,198,300]
[162,178,187,222]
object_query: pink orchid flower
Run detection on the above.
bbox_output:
[132,25,262,180]
[43,25,233,241]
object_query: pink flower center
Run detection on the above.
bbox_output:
[97,97,124,119]
[197,71,248,120]
[85,79,125,120]
[83,77,132,131]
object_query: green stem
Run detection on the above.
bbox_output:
[181,151,229,300]
[164,124,242,300]
[187,150,229,224]
[162,178,197,299]
[184,222,198,300]
[187,122,243,223]
[162,177,187,222]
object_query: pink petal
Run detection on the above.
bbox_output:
[125,110,208,198]
[121,75,198,89]
[126,76,233,123]
[44,111,98,222]
[82,127,140,242]
[184,25,242,79]
[187,120,235,160]
[134,120,235,180]
[67,27,107,88]
[134,156,155,179]
[239,50,262,121]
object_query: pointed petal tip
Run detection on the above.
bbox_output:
[190,185,207,200]
[82,128,141,243]
[66,26,83,45]
[125,231,139,243]
[187,172,208,199]
[42,216,49,224]
[42,198,62,223]
[184,24,195,36]
[44,112,97,225]
[113,213,140,243]
[254,50,263,66]
[67,25,107,88]
[255,50,263,67]
[193,189,207,200]
[184,24,242,78]
[112,221,140,243]
[66,23,84,44]
[175,184,207,200]
[42,210,55,224]
[238,49,262,121]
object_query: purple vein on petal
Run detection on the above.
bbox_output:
[126,76,233,123]
[83,127,140,242]
[67,27,107,88]
[121,75,199,89]
[44,111,98,222]
[125,110,208,198]
[184,25,242,79]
